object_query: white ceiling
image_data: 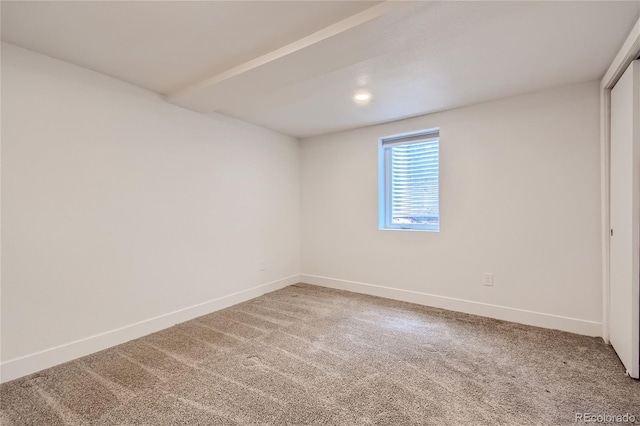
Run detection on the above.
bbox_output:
[0,1,378,94]
[2,1,639,138]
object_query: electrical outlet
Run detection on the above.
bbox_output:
[483,273,493,286]
[259,262,266,271]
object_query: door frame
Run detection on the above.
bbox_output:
[601,17,640,343]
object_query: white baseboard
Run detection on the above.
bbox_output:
[1,273,603,383]
[301,274,602,337]
[0,274,300,383]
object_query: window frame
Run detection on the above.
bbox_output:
[378,128,440,232]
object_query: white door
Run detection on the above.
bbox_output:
[610,59,640,379]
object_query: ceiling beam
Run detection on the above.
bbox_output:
[166,1,408,112]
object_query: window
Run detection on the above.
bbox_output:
[378,128,440,231]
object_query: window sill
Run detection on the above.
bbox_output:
[378,227,440,233]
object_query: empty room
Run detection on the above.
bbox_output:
[1,0,640,424]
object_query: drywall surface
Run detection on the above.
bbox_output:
[1,43,300,373]
[300,81,602,334]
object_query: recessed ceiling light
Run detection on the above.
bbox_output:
[353,90,372,103]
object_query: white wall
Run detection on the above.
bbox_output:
[300,81,603,336]
[1,43,300,379]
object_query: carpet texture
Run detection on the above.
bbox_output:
[1,283,639,425]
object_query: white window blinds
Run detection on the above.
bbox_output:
[379,129,440,231]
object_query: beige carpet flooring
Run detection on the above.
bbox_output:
[1,283,639,425]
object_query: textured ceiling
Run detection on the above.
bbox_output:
[3,1,638,138]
